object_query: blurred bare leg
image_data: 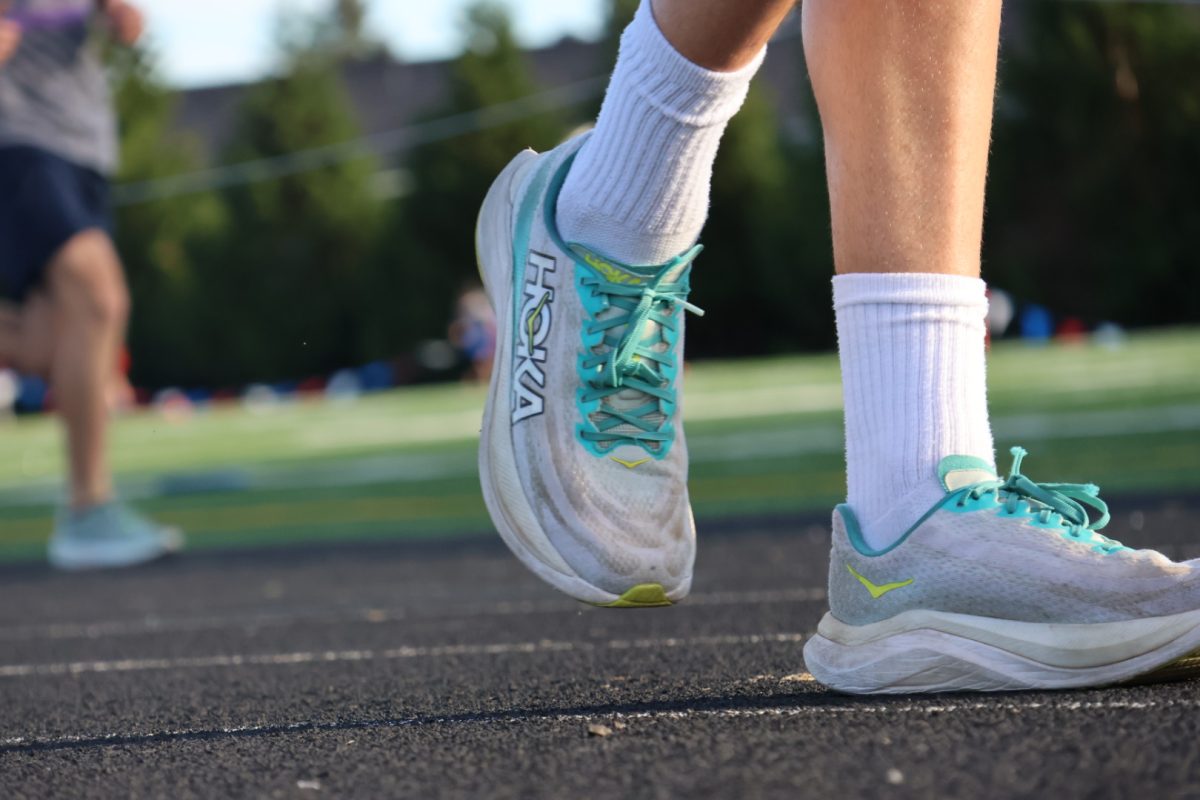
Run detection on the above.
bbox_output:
[0,292,56,377]
[45,230,130,510]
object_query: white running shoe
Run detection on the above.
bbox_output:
[803,447,1200,693]
[48,501,184,571]
[475,135,702,607]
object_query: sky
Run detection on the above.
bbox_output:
[137,0,607,88]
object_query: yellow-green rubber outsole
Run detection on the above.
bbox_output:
[598,583,673,609]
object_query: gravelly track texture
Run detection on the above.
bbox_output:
[3,496,1200,799]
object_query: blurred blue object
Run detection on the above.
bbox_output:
[1020,304,1054,343]
[358,361,394,392]
[16,374,47,413]
[185,388,213,406]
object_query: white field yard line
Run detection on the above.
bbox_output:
[0,632,808,679]
[0,588,827,643]
[3,697,1192,751]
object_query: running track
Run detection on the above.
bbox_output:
[3,495,1200,798]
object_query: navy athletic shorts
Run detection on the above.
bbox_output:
[0,145,113,302]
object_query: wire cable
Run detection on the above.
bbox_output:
[113,75,607,206]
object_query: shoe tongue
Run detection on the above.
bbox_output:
[938,455,998,491]
[569,244,676,285]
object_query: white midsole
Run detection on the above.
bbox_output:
[817,606,1200,669]
[805,607,1200,693]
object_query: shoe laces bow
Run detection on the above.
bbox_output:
[578,245,704,451]
[959,446,1126,553]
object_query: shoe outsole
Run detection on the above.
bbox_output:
[474,148,688,609]
[599,583,673,609]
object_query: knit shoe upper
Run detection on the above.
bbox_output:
[828,448,1200,627]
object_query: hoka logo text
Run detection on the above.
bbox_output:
[512,252,556,423]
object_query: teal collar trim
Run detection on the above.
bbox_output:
[841,446,1126,558]
[838,500,948,558]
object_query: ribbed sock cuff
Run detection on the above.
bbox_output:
[621,0,766,127]
[832,272,988,310]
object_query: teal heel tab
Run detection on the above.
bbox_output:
[938,455,998,492]
[837,503,899,558]
[835,504,870,553]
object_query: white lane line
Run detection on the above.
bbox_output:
[0,587,826,643]
[5,696,1193,751]
[0,632,807,679]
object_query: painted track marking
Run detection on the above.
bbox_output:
[0,632,807,679]
[0,587,826,643]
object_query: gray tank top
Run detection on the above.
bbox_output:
[0,0,117,174]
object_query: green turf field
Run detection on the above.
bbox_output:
[1,328,1198,563]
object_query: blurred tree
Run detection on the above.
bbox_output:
[109,46,229,388]
[278,0,383,62]
[335,0,369,49]
[602,0,639,60]
[696,77,835,356]
[361,2,569,360]
[987,4,1200,327]
[214,48,382,384]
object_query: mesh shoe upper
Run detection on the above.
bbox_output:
[829,449,1200,626]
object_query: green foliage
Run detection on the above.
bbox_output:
[109,48,228,387]
[276,0,383,62]
[108,0,1200,390]
[360,3,569,359]
[696,77,834,355]
[212,52,382,384]
[987,4,1200,325]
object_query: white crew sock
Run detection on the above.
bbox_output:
[833,273,996,551]
[555,0,764,266]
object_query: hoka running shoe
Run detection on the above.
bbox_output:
[804,447,1200,693]
[475,134,702,607]
[49,500,184,571]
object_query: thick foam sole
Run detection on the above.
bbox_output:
[803,607,1200,694]
[47,527,185,571]
[474,149,683,609]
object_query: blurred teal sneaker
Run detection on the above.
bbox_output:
[803,447,1200,693]
[48,501,184,571]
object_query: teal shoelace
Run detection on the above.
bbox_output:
[578,248,704,451]
[956,446,1127,553]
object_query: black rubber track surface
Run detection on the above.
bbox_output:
[3,494,1200,799]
